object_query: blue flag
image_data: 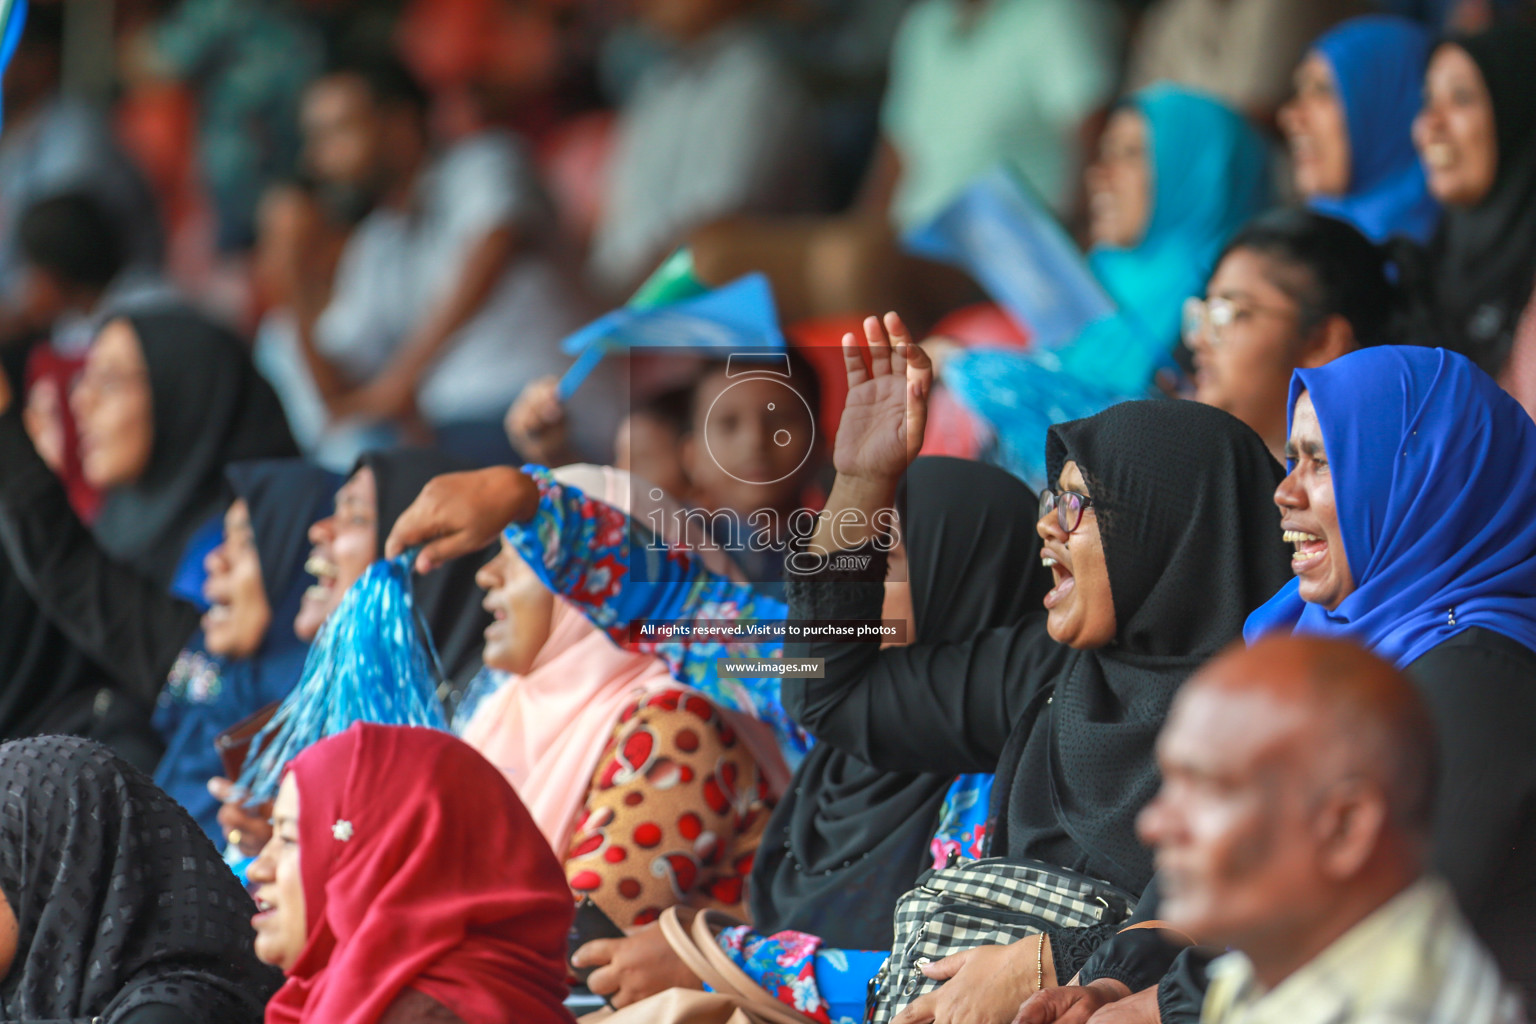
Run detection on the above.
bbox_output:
[904,165,1114,349]
[557,272,786,400]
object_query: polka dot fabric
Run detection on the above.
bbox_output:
[564,689,773,926]
[0,735,279,1023]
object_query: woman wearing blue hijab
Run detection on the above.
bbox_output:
[153,459,341,840]
[1245,344,1536,992]
[944,84,1271,485]
[1280,15,1440,244]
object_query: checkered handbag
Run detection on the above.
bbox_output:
[865,857,1136,1024]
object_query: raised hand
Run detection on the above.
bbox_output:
[505,375,571,465]
[832,312,932,485]
[383,466,541,573]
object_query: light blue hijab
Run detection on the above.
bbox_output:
[1308,16,1440,244]
[947,84,1271,484]
[1064,84,1273,392]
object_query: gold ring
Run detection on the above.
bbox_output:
[228,828,243,847]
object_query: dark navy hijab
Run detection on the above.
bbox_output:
[1245,346,1536,667]
[1308,15,1439,244]
[152,459,341,840]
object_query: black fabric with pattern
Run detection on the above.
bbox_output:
[989,400,1291,883]
[0,735,280,1023]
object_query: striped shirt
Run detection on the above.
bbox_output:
[1203,878,1528,1024]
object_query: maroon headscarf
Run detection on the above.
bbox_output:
[264,723,576,1024]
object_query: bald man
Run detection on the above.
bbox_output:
[1135,636,1525,1023]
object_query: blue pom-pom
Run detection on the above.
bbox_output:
[237,549,449,801]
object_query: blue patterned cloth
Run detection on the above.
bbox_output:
[503,466,809,762]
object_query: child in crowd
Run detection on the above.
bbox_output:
[508,353,826,586]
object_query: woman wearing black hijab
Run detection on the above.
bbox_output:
[354,448,495,692]
[210,447,497,854]
[1404,24,1536,378]
[0,370,197,768]
[752,455,1050,950]
[782,315,1292,1020]
[0,407,340,832]
[72,307,297,590]
[155,460,341,838]
[0,735,278,1023]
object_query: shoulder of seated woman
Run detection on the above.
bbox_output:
[1406,627,1536,686]
[613,689,749,744]
[378,988,468,1024]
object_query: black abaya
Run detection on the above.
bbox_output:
[752,457,1050,948]
[784,401,1292,969]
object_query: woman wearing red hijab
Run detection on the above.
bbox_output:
[247,723,576,1024]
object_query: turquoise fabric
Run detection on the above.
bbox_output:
[816,950,889,1024]
[946,84,1272,486]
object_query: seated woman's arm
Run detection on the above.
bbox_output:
[781,315,1069,775]
[383,465,807,760]
[782,548,1067,776]
[505,466,785,657]
[0,407,198,705]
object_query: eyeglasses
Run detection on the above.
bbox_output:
[1039,487,1096,535]
[1181,295,1301,348]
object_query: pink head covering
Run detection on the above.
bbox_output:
[462,465,787,857]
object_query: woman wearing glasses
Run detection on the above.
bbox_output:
[1043,345,1536,1020]
[1183,208,1403,462]
[781,314,1292,1024]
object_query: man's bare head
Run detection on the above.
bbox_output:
[1138,635,1437,984]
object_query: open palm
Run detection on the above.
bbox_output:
[833,313,933,481]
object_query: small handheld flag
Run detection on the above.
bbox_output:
[904,165,1115,349]
[556,249,786,401]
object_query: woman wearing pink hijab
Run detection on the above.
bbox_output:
[460,465,789,928]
